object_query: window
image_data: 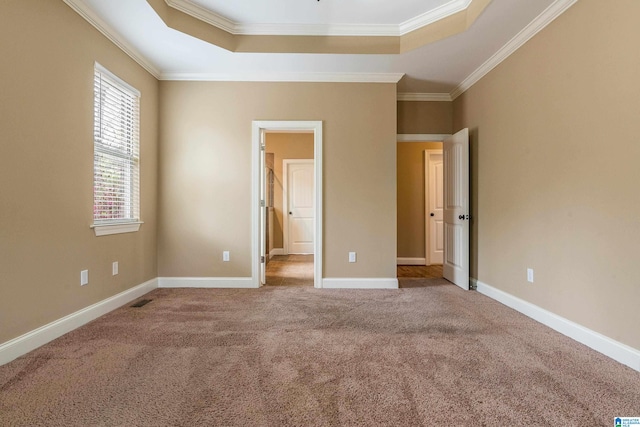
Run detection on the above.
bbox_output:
[92,63,142,236]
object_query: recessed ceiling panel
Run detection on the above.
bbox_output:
[187,0,455,26]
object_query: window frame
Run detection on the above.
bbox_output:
[91,63,143,236]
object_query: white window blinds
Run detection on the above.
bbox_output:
[93,64,140,224]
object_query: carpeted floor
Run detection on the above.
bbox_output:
[1,283,639,426]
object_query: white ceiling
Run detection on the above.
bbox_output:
[176,0,473,35]
[70,0,574,95]
[189,0,455,26]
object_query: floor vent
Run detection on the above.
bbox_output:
[131,299,152,308]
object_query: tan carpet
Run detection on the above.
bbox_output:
[1,283,639,426]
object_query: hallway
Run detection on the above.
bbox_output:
[266,255,314,286]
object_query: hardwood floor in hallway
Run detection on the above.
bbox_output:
[397,264,443,279]
[397,264,445,288]
[266,255,314,286]
[266,258,444,288]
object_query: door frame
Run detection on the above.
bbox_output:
[252,121,323,289]
[424,149,443,266]
[283,159,315,255]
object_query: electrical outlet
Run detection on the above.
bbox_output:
[80,270,89,286]
[527,268,534,283]
[223,251,230,262]
[112,261,119,276]
[349,252,357,263]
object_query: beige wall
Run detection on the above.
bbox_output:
[0,0,158,343]
[159,82,397,279]
[397,142,442,259]
[453,0,640,350]
[397,101,452,134]
[265,133,314,250]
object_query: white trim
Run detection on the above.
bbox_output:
[0,278,158,366]
[451,0,578,100]
[269,248,285,259]
[166,0,236,34]
[253,121,323,289]
[167,0,471,37]
[399,0,472,35]
[282,159,314,256]
[323,278,399,289]
[62,0,160,78]
[95,62,141,97]
[158,277,256,288]
[91,221,142,236]
[397,134,450,142]
[397,93,452,102]
[160,72,405,83]
[397,257,426,266]
[473,279,640,372]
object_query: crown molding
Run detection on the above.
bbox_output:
[166,0,236,33]
[62,0,160,79]
[397,93,452,102]
[167,0,473,37]
[399,0,472,35]
[159,72,405,83]
[450,0,578,100]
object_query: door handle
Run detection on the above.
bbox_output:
[289,212,292,215]
[458,214,470,220]
[430,213,435,217]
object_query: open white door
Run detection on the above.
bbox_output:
[443,128,469,290]
[259,130,267,286]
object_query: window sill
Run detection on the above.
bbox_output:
[91,221,143,236]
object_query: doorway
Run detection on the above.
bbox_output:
[396,139,443,284]
[264,134,314,287]
[397,128,471,289]
[252,121,323,289]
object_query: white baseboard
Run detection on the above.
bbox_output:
[473,278,640,372]
[322,278,399,289]
[0,278,158,366]
[397,257,426,266]
[158,277,257,289]
[269,248,284,259]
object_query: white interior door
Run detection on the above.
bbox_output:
[443,128,469,290]
[425,150,444,265]
[285,160,314,254]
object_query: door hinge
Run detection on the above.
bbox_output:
[260,256,265,263]
[260,200,266,207]
[260,145,265,151]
